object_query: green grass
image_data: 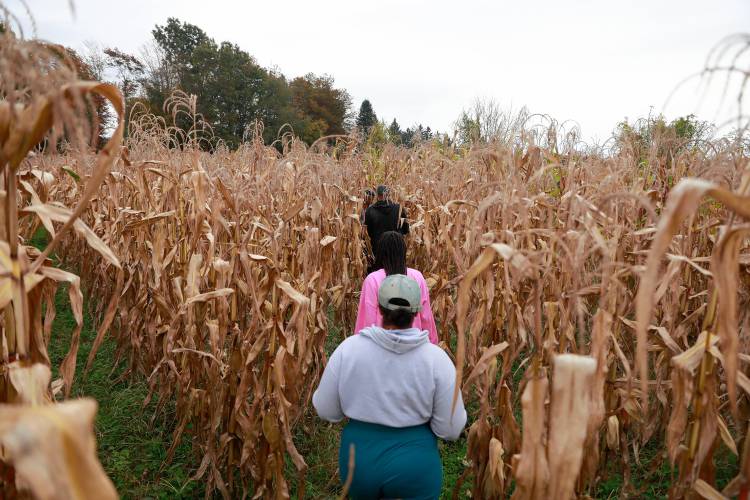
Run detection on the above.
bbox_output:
[33,227,200,499]
[440,439,470,498]
[47,288,201,498]
[594,436,737,499]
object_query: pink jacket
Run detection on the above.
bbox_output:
[354,268,439,344]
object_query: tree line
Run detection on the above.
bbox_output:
[64,18,437,149]
[2,18,723,152]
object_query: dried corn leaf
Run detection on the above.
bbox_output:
[693,479,728,500]
[464,342,509,389]
[483,437,506,499]
[0,399,117,500]
[547,354,597,500]
[606,415,619,451]
[511,374,549,500]
[38,267,83,398]
[23,203,121,268]
[635,179,750,410]
[184,288,234,306]
[7,362,52,406]
[711,226,750,414]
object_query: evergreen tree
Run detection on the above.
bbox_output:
[356,99,377,136]
[399,124,433,147]
[401,127,415,147]
[388,119,402,144]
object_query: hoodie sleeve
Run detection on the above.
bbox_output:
[417,275,439,345]
[312,346,345,423]
[354,275,379,334]
[430,349,467,440]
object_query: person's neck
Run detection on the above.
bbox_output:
[382,323,412,331]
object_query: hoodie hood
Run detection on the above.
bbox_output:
[359,325,429,354]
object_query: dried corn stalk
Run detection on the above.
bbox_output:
[1,28,124,498]
[36,79,750,499]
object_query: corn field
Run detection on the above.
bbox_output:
[4,18,750,500]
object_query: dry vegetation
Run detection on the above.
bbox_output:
[4,10,750,500]
[0,28,122,498]
[14,95,749,499]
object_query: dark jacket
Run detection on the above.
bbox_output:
[364,201,409,255]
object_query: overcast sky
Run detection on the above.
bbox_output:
[6,0,749,142]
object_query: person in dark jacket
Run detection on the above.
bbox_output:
[364,185,409,274]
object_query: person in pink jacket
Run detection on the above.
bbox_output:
[355,231,439,344]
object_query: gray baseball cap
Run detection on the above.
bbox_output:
[378,274,422,313]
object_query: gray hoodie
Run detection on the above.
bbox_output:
[312,326,467,440]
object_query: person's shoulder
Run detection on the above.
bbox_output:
[338,334,367,352]
[407,268,425,280]
[364,269,385,285]
[406,268,428,288]
[422,344,454,367]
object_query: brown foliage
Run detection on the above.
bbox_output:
[1,29,123,498]
[42,102,750,497]
[13,80,750,500]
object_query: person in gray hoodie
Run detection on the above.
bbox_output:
[313,274,467,500]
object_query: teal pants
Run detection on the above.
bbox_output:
[339,419,442,500]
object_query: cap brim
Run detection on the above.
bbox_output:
[380,303,422,313]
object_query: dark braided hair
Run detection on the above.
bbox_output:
[376,231,407,276]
